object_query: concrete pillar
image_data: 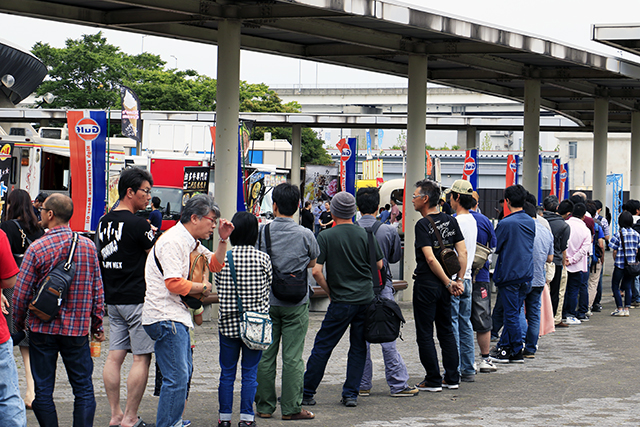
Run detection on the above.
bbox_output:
[522,80,540,194]
[465,126,477,150]
[404,54,428,301]
[592,98,609,202]
[215,19,241,219]
[630,112,640,200]
[291,124,302,223]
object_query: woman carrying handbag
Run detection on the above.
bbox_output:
[215,212,272,427]
[607,211,640,317]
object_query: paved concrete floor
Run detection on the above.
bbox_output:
[16,260,640,426]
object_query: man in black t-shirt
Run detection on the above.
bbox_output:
[96,167,155,427]
[412,179,467,393]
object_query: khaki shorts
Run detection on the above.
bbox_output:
[107,304,155,354]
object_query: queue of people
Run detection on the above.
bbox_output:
[1,169,637,427]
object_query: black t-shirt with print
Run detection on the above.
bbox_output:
[414,212,464,284]
[96,209,155,305]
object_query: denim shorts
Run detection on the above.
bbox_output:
[108,304,155,354]
[471,281,493,333]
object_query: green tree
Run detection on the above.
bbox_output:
[480,133,492,150]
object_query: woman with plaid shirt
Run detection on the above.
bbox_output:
[608,211,640,316]
[215,212,272,427]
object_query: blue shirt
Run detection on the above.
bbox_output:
[494,210,535,286]
[379,210,390,224]
[609,228,640,269]
[470,210,496,283]
[532,221,554,287]
[149,209,163,229]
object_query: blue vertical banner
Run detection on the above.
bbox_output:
[515,155,520,185]
[366,129,372,158]
[538,155,543,204]
[346,137,357,196]
[237,124,246,212]
[461,149,478,189]
[377,129,384,148]
[561,162,570,201]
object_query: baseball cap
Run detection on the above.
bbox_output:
[449,179,473,195]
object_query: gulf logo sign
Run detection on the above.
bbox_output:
[75,117,101,142]
[463,156,476,178]
[552,162,558,174]
[509,162,517,173]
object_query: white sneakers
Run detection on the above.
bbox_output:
[478,358,498,373]
[564,316,582,325]
[611,309,630,317]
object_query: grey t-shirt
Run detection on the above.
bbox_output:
[258,217,320,307]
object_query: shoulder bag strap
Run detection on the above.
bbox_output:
[153,246,164,275]
[365,227,382,294]
[370,220,383,236]
[424,214,447,251]
[264,223,272,256]
[621,230,629,266]
[227,249,244,313]
[63,233,79,271]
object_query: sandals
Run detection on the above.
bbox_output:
[282,409,315,420]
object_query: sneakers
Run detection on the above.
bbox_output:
[611,309,626,317]
[301,397,316,406]
[415,380,442,392]
[523,350,536,359]
[238,422,256,427]
[218,421,231,427]
[586,310,593,317]
[442,380,459,389]
[509,349,525,364]
[358,389,370,397]
[631,301,640,308]
[576,315,589,321]
[591,304,602,312]
[183,421,191,427]
[390,386,419,397]
[565,316,582,325]
[478,358,497,373]
[625,309,630,316]
[489,347,511,364]
[341,397,357,407]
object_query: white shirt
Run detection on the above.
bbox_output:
[456,213,477,280]
[142,222,213,328]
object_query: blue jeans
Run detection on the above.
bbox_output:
[563,271,589,318]
[0,338,27,427]
[497,283,527,353]
[360,285,409,394]
[29,333,95,427]
[451,279,475,376]
[632,276,640,303]
[304,302,367,400]
[524,286,543,354]
[144,321,192,427]
[611,267,633,308]
[218,333,262,422]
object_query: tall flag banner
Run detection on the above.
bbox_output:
[378,129,384,148]
[336,137,357,195]
[208,126,216,155]
[68,110,107,232]
[560,162,569,201]
[0,142,14,220]
[462,149,478,189]
[366,130,372,159]
[550,159,559,196]
[120,86,141,142]
[237,124,246,212]
[426,149,433,180]
[537,156,543,204]
[504,154,518,217]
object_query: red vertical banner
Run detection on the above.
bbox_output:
[550,159,558,196]
[336,138,349,192]
[426,149,433,178]
[504,154,517,217]
[209,125,216,155]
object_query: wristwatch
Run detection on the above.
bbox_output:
[219,238,227,243]
[446,280,453,289]
[203,283,208,293]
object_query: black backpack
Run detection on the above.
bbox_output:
[262,223,308,303]
[359,220,405,343]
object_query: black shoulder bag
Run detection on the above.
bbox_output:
[29,233,78,322]
[263,223,307,303]
[361,220,406,344]
[621,231,640,277]
[424,214,461,278]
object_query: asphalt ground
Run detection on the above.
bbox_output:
[16,259,640,426]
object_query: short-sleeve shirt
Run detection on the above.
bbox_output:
[320,211,333,229]
[0,230,19,344]
[257,217,320,307]
[316,223,383,305]
[96,209,155,305]
[148,210,163,229]
[414,212,464,284]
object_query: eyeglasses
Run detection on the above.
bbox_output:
[38,207,53,214]
[137,188,152,195]
[412,193,426,199]
[202,215,218,224]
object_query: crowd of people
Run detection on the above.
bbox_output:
[1,168,638,427]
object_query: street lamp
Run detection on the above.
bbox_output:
[170,55,178,69]
[1,74,15,88]
[401,144,407,177]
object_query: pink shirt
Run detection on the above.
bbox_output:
[565,217,592,273]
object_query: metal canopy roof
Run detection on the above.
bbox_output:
[3,0,640,130]
[593,24,640,57]
[0,39,47,104]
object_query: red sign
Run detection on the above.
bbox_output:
[336,138,350,192]
[75,117,101,142]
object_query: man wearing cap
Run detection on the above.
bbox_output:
[303,191,384,408]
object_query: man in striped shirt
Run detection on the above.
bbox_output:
[13,194,105,427]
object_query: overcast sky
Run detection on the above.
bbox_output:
[1,0,638,87]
